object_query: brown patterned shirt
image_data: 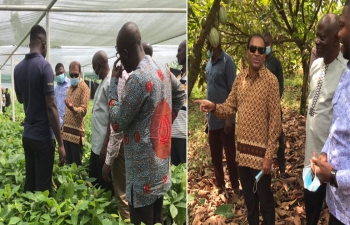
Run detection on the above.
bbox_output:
[214,66,281,170]
[62,78,90,145]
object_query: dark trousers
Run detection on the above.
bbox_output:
[22,137,55,192]
[64,140,83,166]
[239,166,275,225]
[171,138,186,166]
[208,125,239,189]
[277,131,285,174]
[2,106,5,113]
[329,214,345,225]
[129,194,164,225]
[88,150,113,193]
[304,183,327,225]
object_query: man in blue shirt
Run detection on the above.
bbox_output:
[205,36,239,195]
[54,63,70,128]
[14,25,66,192]
[311,2,350,224]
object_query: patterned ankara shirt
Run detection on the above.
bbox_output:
[321,62,350,224]
[109,55,185,208]
[55,76,71,128]
[214,66,281,170]
[62,78,90,145]
[105,70,130,166]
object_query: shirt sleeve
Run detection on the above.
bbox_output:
[14,67,21,100]
[170,71,186,121]
[42,63,55,96]
[335,169,350,194]
[72,82,90,118]
[109,75,147,133]
[276,59,284,98]
[105,126,124,166]
[265,77,282,159]
[213,75,239,119]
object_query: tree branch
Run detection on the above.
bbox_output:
[273,0,293,34]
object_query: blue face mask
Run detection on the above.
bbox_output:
[207,50,213,58]
[303,165,321,192]
[56,74,65,84]
[266,46,271,55]
[71,77,80,87]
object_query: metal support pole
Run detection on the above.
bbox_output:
[0,70,2,115]
[11,57,15,122]
[46,11,50,63]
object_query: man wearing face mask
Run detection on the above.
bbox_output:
[89,50,114,193]
[195,34,281,225]
[262,31,286,179]
[204,36,239,196]
[61,61,90,166]
[54,63,70,128]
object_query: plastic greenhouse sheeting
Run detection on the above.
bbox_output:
[0,0,186,78]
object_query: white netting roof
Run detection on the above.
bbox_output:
[0,0,186,83]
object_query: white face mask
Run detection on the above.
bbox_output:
[303,165,321,192]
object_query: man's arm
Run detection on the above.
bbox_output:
[109,75,148,133]
[14,72,23,104]
[276,60,284,98]
[265,77,282,160]
[170,71,186,120]
[212,75,239,119]
[45,95,66,166]
[99,121,110,163]
[224,56,237,133]
[72,84,90,118]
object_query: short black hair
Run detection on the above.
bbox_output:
[55,63,64,71]
[30,25,46,43]
[247,34,266,49]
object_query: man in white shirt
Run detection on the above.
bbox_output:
[304,13,348,225]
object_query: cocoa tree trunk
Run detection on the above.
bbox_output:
[188,0,222,97]
[300,55,309,115]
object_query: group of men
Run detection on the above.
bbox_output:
[14,22,186,225]
[196,1,350,224]
[1,87,11,113]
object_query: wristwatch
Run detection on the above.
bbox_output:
[330,169,338,188]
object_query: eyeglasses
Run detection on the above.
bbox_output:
[248,45,266,55]
[70,73,79,78]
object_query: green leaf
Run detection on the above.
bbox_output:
[80,215,91,225]
[174,207,187,225]
[169,204,178,218]
[215,204,235,218]
[65,182,75,199]
[175,202,187,208]
[8,217,21,225]
[55,184,65,201]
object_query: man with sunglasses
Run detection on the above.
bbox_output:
[304,14,347,225]
[204,35,239,197]
[14,25,66,192]
[61,61,90,166]
[195,34,281,225]
[109,22,185,225]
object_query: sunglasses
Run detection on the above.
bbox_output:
[70,73,79,78]
[248,45,266,55]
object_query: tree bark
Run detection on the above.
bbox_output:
[188,0,221,97]
[300,55,309,115]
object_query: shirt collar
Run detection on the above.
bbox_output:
[25,52,43,59]
[211,50,224,64]
[243,66,266,78]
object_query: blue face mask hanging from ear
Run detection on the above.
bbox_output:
[93,64,101,80]
[207,50,213,58]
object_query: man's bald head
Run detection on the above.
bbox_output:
[116,22,145,73]
[92,50,109,80]
[92,50,108,65]
[69,61,81,73]
[142,42,153,57]
[319,13,340,35]
[316,13,341,63]
[176,40,187,68]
